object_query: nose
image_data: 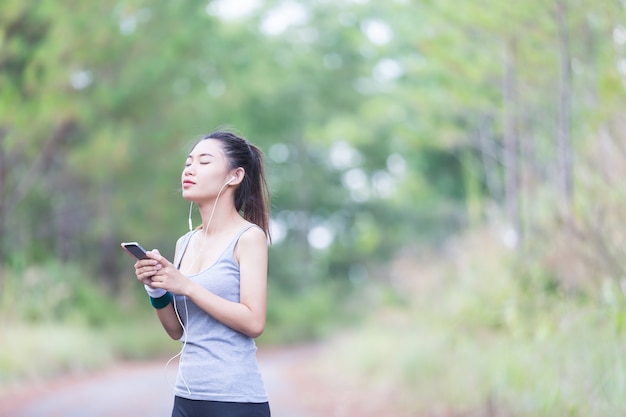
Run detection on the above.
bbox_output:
[183,164,194,176]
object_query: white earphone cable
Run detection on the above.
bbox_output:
[164,295,191,395]
[164,176,235,395]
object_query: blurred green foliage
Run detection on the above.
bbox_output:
[0,0,489,288]
[3,1,626,411]
[305,227,626,416]
[3,0,621,289]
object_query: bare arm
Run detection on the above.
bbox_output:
[133,238,186,340]
[148,227,268,338]
[155,302,184,340]
[185,226,268,337]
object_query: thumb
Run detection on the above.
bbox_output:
[148,249,173,267]
[145,249,161,260]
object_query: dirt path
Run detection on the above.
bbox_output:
[0,345,323,417]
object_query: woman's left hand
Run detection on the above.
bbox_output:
[146,249,192,296]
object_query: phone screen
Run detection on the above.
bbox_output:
[121,242,149,260]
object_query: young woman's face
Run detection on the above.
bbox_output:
[181,139,232,201]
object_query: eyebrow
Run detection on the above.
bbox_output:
[187,152,215,158]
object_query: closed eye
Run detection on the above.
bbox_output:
[185,152,215,167]
[184,160,210,167]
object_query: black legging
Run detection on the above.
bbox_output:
[171,396,271,417]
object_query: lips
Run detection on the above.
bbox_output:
[182,180,195,188]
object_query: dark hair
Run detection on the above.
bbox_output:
[199,130,271,241]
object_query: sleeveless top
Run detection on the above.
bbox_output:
[172,225,268,402]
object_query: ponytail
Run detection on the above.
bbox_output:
[199,131,271,242]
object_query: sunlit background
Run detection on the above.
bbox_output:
[2,0,626,415]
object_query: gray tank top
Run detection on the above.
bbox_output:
[172,225,268,402]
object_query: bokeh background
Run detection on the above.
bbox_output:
[2,0,626,415]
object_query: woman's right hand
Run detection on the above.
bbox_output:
[133,254,162,286]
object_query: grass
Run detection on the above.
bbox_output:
[0,261,182,388]
[0,314,179,388]
[304,227,626,417]
[0,259,345,389]
[0,322,114,382]
[4,224,626,416]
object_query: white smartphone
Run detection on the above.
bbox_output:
[121,242,149,260]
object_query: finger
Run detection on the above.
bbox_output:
[147,250,174,268]
[136,258,159,268]
[146,249,161,259]
[159,256,174,268]
[149,275,165,287]
[144,263,161,273]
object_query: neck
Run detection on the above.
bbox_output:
[196,196,238,235]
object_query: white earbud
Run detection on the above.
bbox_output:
[188,201,194,231]
[188,176,236,232]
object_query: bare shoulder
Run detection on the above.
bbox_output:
[175,232,193,253]
[234,225,267,265]
[238,224,267,247]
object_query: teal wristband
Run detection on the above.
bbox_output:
[149,291,172,309]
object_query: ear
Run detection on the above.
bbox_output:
[228,167,245,185]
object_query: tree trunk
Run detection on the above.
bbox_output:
[0,128,7,263]
[477,114,503,205]
[556,0,573,216]
[0,120,76,263]
[503,37,521,246]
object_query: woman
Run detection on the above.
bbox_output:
[132,130,271,417]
